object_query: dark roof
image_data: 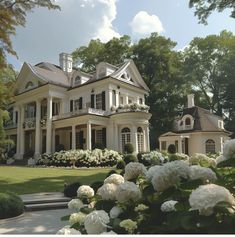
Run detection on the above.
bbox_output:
[173,106,229,133]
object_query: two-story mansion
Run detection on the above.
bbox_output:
[5,53,151,159]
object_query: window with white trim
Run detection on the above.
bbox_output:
[74,76,81,86]
[137,127,144,152]
[121,127,131,152]
[96,93,102,109]
[96,130,103,144]
[205,139,216,154]
[185,117,191,129]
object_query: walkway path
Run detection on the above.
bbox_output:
[0,209,73,234]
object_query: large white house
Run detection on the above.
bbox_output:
[159,94,231,156]
[5,53,151,159]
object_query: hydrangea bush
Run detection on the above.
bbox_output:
[37,149,122,167]
[58,159,235,234]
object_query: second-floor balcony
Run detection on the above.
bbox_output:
[111,103,150,114]
[52,108,109,121]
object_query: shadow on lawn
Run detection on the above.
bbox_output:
[0,172,107,195]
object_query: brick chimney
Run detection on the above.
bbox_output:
[187,94,195,108]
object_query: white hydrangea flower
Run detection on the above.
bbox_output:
[110,206,123,219]
[161,200,178,212]
[124,162,147,180]
[116,181,141,203]
[189,184,235,216]
[134,204,149,212]
[84,210,110,234]
[77,185,94,198]
[151,160,190,192]
[189,153,216,167]
[146,165,161,181]
[223,139,235,159]
[100,231,117,235]
[104,174,124,185]
[119,219,137,234]
[68,199,84,211]
[69,212,87,225]
[56,225,81,235]
[97,183,118,200]
[189,165,217,183]
[216,155,227,165]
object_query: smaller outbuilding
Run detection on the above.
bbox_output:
[159,94,231,156]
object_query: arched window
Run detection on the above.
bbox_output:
[121,127,131,152]
[137,127,144,152]
[185,117,191,129]
[74,76,81,85]
[25,81,34,90]
[205,139,215,154]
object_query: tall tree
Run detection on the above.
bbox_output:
[0,0,60,69]
[189,0,235,24]
[72,35,132,72]
[133,33,190,148]
[183,30,235,135]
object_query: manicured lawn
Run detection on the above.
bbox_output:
[0,166,113,195]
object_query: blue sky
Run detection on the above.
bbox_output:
[8,0,235,71]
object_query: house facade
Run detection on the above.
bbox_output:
[5,53,151,159]
[159,94,231,156]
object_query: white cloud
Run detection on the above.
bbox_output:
[130,11,164,37]
[11,0,120,66]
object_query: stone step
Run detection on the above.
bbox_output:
[24,202,69,212]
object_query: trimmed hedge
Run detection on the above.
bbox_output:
[0,192,24,219]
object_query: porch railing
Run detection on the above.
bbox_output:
[52,108,108,121]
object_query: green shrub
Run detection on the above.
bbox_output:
[123,143,134,154]
[91,181,103,193]
[167,144,176,154]
[0,192,24,219]
[137,152,151,166]
[116,160,126,169]
[64,182,81,197]
[92,143,105,150]
[106,170,117,178]
[123,154,138,164]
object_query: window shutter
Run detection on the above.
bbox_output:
[79,97,83,110]
[102,128,107,148]
[102,91,106,111]
[70,100,74,112]
[91,129,96,149]
[91,94,95,108]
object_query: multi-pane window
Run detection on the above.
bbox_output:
[74,99,80,111]
[96,93,102,109]
[52,102,60,116]
[96,130,103,144]
[161,141,166,150]
[26,103,36,118]
[205,139,216,154]
[121,127,131,152]
[137,127,144,152]
[74,76,81,86]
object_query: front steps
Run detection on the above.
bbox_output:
[20,192,71,212]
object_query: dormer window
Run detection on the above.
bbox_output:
[185,118,191,129]
[25,81,34,90]
[218,120,224,129]
[74,76,81,86]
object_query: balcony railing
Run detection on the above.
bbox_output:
[111,103,150,114]
[52,108,108,121]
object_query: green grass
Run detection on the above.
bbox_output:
[0,166,113,195]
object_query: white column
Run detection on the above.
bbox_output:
[72,125,76,150]
[143,128,147,151]
[159,138,162,151]
[52,129,56,153]
[34,99,41,158]
[86,121,91,150]
[146,126,150,151]
[46,96,53,153]
[115,91,119,108]
[19,105,25,159]
[131,124,138,153]
[124,94,128,105]
[16,106,21,158]
[178,137,183,153]
[114,123,119,151]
